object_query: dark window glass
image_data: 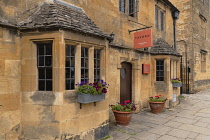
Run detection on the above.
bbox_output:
[37,43,52,91]
[46,80,52,91]
[160,11,164,31]
[129,0,135,17]
[156,60,164,81]
[119,0,125,13]
[39,80,45,91]
[155,7,159,29]
[46,44,52,55]
[155,6,165,31]
[81,47,89,83]
[46,69,52,79]
[65,45,76,90]
[38,69,45,79]
[94,49,101,82]
[38,56,44,66]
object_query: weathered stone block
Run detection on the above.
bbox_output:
[21,59,36,75]
[0,27,3,38]
[8,77,21,94]
[21,121,60,140]
[0,77,8,94]
[0,94,20,111]
[52,103,77,122]
[5,124,19,140]
[61,119,80,135]
[94,123,109,140]
[63,91,77,104]
[0,59,5,76]
[3,28,14,42]
[0,134,5,140]
[77,102,94,116]
[0,110,20,134]
[21,104,53,122]
[30,91,57,105]
[5,60,20,77]
[78,114,95,133]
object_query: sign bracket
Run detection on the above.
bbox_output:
[128,19,152,34]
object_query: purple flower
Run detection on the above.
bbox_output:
[102,88,107,93]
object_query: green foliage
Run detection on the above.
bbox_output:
[76,80,109,95]
[100,135,110,140]
[179,95,185,99]
[171,78,182,83]
[110,100,136,112]
[171,80,182,83]
[111,104,132,112]
[78,84,101,95]
[149,95,167,102]
[150,98,166,102]
[116,129,137,136]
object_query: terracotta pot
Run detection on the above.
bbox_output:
[148,101,165,114]
[113,110,132,126]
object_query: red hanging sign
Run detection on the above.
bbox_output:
[134,29,153,49]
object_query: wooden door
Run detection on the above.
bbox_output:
[120,62,132,103]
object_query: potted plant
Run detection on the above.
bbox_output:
[110,100,136,126]
[148,95,167,114]
[171,78,182,87]
[76,79,109,104]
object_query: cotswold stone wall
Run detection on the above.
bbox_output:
[171,0,210,93]
[0,0,181,139]
[0,28,21,139]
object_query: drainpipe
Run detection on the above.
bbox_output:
[172,11,179,50]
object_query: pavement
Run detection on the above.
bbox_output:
[109,88,210,140]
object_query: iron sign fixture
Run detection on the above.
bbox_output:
[128,19,152,33]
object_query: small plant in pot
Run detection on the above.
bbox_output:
[110,100,136,126]
[149,95,167,114]
[76,80,109,104]
[171,78,182,87]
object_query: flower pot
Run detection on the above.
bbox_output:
[112,110,132,126]
[172,83,182,87]
[77,93,105,104]
[148,101,165,114]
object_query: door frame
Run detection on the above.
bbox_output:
[120,61,133,103]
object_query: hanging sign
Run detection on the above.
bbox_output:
[134,29,153,49]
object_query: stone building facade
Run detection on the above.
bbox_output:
[170,0,210,93]
[0,0,181,139]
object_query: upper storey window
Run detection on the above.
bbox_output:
[155,6,165,31]
[119,0,139,18]
[200,14,207,39]
[119,0,126,13]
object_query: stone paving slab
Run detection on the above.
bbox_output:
[109,88,210,140]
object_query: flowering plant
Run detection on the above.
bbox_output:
[76,79,109,95]
[171,78,182,83]
[149,95,167,102]
[110,100,136,112]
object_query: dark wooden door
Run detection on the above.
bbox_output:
[120,62,132,104]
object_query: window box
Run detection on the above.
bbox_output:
[172,83,182,87]
[77,93,105,104]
